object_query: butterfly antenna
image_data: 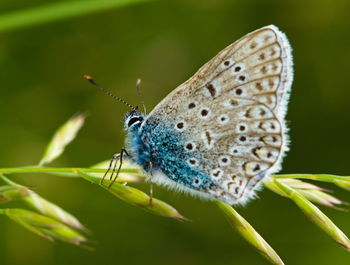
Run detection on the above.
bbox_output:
[84,75,137,111]
[136,78,147,113]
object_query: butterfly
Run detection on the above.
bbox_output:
[87,25,293,205]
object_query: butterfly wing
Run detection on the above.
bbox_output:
[143,25,292,204]
[148,25,292,120]
[168,96,284,204]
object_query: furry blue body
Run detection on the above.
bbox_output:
[125,114,216,192]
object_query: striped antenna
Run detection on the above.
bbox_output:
[84,75,137,111]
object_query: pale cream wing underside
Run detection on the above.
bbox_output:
[148,25,293,121]
[145,25,292,204]
[173,95,283,203]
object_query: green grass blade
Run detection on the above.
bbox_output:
[0,185,29,203]
[265,178,346,210]
[39,114,85,166]
[0,166,138,175]
[1,175,86,231]
[0,208,88,246]
[273,174,350,192]
[76,169,187,221]
[273,174,350,183]
[215,200,284,265]
[0,0,153,33]
[273,179,350,250]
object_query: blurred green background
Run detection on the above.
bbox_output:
[1,0,350,264]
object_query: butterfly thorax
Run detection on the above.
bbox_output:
[124,111,152,171]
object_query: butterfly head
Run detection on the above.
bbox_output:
[124,110,145,131]
[83,75,146,131]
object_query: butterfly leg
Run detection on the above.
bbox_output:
[100,149,129,187]
[148,161,154,206]
[100,153,120,185]
[108,148,129,188]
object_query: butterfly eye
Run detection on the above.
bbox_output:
[128,117,142,127]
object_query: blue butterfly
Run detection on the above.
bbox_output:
[88,25,293,205]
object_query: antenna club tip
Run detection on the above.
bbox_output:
[83,74,92,80]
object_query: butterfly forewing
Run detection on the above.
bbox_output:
[148,25,292,119]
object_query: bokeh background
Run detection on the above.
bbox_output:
[1,0,350,264]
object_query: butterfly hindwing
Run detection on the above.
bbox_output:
[165,95,283,203]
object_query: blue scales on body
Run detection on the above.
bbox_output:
[125,111,218,193]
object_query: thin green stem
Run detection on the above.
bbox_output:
[1,168,349,185]
[272,174,350,183]
[0,167,138,176]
